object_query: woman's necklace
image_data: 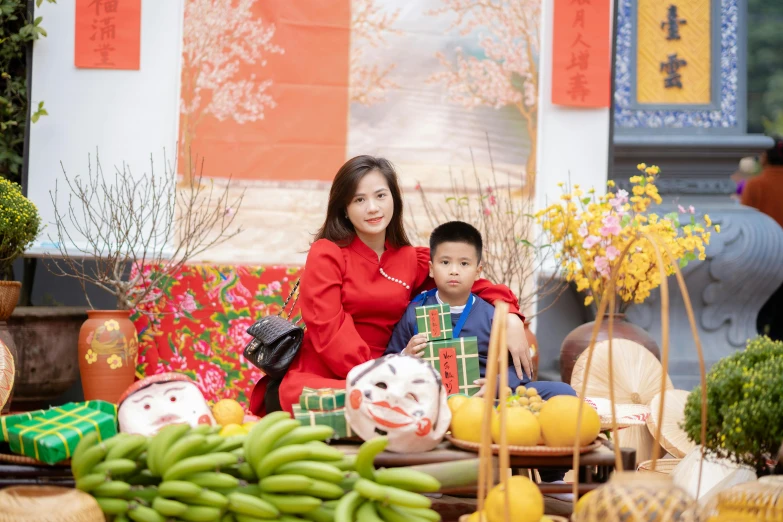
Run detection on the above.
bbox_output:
[379,267,410,290]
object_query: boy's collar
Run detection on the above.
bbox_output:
[434,291,474,311]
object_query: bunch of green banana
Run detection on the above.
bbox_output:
[333,437,443,522]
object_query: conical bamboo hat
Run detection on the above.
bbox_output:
[0,340,14,411]
[647,389,695,458]
[570,338,673,406]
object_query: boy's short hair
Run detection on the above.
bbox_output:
[429,221,483,263]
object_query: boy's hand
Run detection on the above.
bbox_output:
[506,314,532,380]
[473,378,489,398]
[402,333,429,358]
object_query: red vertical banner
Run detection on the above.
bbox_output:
[551,0,611,108]
[439,348,459,395]
[75,0,141,70]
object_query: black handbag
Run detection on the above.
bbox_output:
[243,279,304,380]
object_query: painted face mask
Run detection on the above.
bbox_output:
[117,372,216,436]
[345,354,451,453]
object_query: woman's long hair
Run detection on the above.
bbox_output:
[314,155,411,248]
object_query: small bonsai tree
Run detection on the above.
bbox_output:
[683,336,783,475]
[0,178,42,279]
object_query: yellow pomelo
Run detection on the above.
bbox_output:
[219,423,247,437]
[538,395,600,447]
[574,489,595,515]
[465,511,487,522]
[490,407,541,446]
[447,394,470,414]
[485,476,543,522]
[212,399,245,427]
[450,397,488,443]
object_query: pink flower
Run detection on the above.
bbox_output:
[582,235,600,249]
[196,363,227,399]
[609,189,628,209]
[600,214,621,236]
[595,256,611,277]
[415,183,421,190]
[488,194,497,206]
[486,187,493,194]
[483,207,491,216]
[578,223,588,238]
[606,245,620,261]
[689,205,695,214]
[678,204,686,214]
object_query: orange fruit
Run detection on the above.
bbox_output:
[447,394,470,414]
[484,476,543,522]
[450,397,489,443]
[211,399,245,427]
[491,407,541,446]
[538,395,600,447]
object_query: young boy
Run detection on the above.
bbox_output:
[385,221,576,492]
[385,221,576,400]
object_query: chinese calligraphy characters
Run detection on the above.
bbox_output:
[552,0,611,108]
[75,0,140,70]
[661,5,686,40]
[438,348,459,395]
[660,5,687,89]
[660,54,687,88]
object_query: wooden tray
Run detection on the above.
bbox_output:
[0,453,70,467]
[459,515,569,522]
[446,434,602,457]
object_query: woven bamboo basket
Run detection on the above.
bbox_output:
[0,339,13,411]
[699,479,783,520]
[637,458,682,475]
[0,281,21,321]
[0,486,104,522]
[571,232,709,522]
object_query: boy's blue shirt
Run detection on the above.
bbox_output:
[384,291,529,388]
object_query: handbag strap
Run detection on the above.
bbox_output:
[279,278,302,325]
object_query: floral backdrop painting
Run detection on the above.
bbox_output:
[137,0,542,404]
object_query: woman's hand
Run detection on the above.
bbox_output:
[506,313,532,380]
[402,333,429,358]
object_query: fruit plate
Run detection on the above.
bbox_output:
[459,515,568,522]
[445,434,602,457]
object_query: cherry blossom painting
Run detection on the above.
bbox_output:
[177,0,541,264]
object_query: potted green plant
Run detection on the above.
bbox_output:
[682,336,783,476]
[0,177,43,411]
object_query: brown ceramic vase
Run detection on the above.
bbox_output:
[78,310,138,403]
[559,313,660,385]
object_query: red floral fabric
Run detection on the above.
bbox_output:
[131,264,302,406]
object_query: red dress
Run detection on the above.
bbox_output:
[249,235,522,414]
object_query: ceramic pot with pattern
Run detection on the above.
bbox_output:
[78,310,138,403]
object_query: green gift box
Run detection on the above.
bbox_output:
[299,387,346,411]
[415,303,453,341]
[292,405,353,439]
[7,403,117,464]
[422,336,481,396]
[1,400,116,443]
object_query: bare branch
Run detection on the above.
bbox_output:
[45,149,246,310]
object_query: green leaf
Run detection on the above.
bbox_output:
[518,239,534,247]
[679,258,688,268]
[582,197,592,205]
[30,113,38,123]
[621,214,631,227]
[34,17,43,26]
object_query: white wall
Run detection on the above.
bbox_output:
[533,0,614,319]
[27,0,184,254]
[535,0,613,215]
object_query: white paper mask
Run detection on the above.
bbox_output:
[117,372,216,436]
[346,354,451,453]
